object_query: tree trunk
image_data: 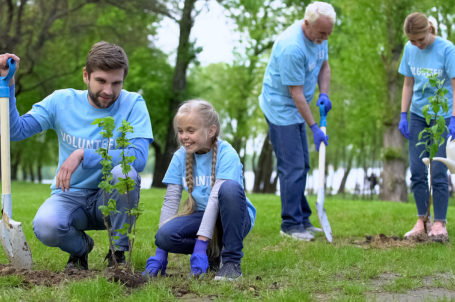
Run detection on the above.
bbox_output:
[21,165,27,181]
[37,160,43,183]
[29,164,35,182]
[380,3,409,202]
[152,0,197,188]
[337,151,354,196]
[253,133,277,193]
[11,149,21,181]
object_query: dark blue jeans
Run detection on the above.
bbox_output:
[155,180,251,264]
[33,165,140,256]
[266,118,312,232]
[409,113,449,222]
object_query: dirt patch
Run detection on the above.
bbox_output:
[354,233,448,249]
[0,263,147,288]
[366,288,455,301]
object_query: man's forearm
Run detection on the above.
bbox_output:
[292,92,316,126]
[318,62,331,94]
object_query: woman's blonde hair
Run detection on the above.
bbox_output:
[173,99,222,257]
[404,12,436,36]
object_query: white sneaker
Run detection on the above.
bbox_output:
[305,225,323,235]
[280,229,314,241]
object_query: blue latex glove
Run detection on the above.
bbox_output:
[310,123,329,152]
[399,112,410,140]
[316,93,332,114]
[448,116,455,141]
[142,248,168,277]
[190,239,209,277]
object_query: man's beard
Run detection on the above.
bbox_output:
[87,83,117,109]
[315,39,324,45]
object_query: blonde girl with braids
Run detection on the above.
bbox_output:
[399,12,455,240]
[143,100,256,280]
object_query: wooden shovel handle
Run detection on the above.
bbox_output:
[1,96,11,194]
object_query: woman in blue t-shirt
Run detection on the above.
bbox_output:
[398,12,455,240]
[143,100,256,280]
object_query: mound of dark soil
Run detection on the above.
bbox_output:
[0,263,148,288]
[356,233,448,248]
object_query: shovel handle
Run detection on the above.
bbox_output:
[318,104,327,189]
[1,59,15,195]
[1,96,11,195]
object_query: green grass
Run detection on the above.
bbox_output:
[1,182,455,301]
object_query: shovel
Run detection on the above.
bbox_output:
[315,103,332,243]
[0,58,33,269]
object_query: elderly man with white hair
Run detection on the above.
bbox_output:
[259,1,336,241]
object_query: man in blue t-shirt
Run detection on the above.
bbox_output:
[258,2,336,241]
[0,41,153,270]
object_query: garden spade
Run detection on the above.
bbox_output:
[315,104,332,243]
[0,58,33,269]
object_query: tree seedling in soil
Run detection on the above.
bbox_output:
[417,68,449,233]
[92,117,143,271]
[92,116,119,269]
[113,120,143,270]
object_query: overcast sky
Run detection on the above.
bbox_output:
[154,0,241,66]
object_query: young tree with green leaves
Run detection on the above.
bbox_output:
[417,69,450,233]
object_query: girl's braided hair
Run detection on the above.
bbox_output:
[173,100,221,257]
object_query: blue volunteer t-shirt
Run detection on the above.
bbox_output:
[259,20,329,126]
[399,37,455,119]
[162,139,256,230]
[28,89,154,194]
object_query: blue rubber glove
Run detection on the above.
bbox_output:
[399,112,410,140]
[448,116,455,141]
[316,93,332,114]
[310,123,329,152]
[142,248,168,277]
[190,239,209,277]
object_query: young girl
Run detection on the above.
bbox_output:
[398,12,455,240]
[143,100,256,280]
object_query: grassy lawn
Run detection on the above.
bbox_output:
[1,182,455,301]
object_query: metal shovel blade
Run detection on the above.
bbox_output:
[316,187,332,243]
[0,213,33,270]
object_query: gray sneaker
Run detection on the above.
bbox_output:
[304,223,323,235]
[214,262,242,281]
[280,229,315,241]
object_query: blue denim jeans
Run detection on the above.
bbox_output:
[409,113,449,222]
[266,118,312,232]
[155,180,251,264]
[33,165,141,256]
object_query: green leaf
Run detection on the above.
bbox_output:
[422,82,429,94]
[418,130,424,141]
[419,149,427,158]
[433,104,440,114]
[420,68,432,75]
[431,125,439,134]
[422,105,430,117]
[98,205,110,217]
[113,236,120,240]
[430,144,438,159]
[439,137,446,147]
[416,142,426,146]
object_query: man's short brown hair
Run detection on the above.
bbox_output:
[86,41,129,79]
